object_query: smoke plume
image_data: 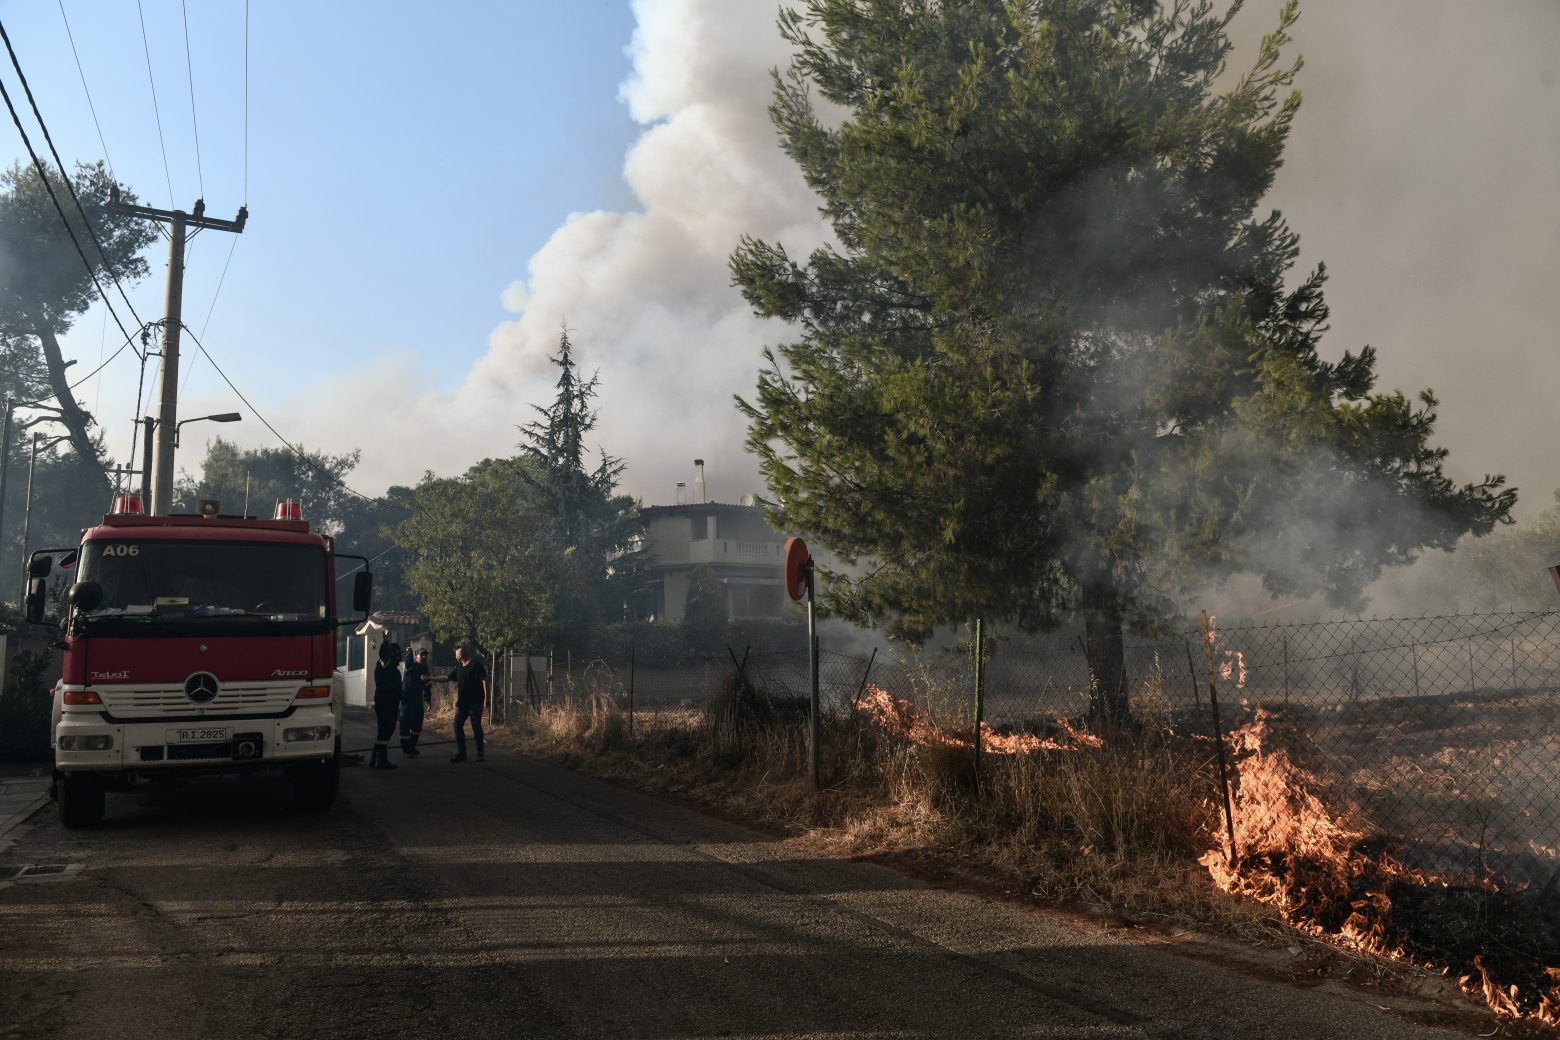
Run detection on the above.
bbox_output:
[258,0,1555,564]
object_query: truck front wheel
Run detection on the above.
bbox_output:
[289,744,340,812]
[58,774,105,828]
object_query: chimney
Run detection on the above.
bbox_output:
[693,459,706,503]
[675,481,686,505]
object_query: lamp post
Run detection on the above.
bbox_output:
[0,397,12,569]
[139,412,241,513]
[19,432,42,588]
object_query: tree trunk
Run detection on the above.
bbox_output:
[1082,584,1129,726]
[28,314,110,503]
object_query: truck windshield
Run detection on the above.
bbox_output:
[76,540,329,633]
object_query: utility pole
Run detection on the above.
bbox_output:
[0,398,12,562]
[109,191,246,515]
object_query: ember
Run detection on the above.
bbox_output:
[1205,711,1560,1026]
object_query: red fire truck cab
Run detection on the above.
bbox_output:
[26,498,372,827]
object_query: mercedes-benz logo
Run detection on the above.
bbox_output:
[184,672,220,704]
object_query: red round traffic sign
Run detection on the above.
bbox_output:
[784,537,811,601]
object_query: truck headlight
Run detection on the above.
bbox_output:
[58,734,113,751]
[283,725,332,743]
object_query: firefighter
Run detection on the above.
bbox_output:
[370,640,402,770]
[400,647,431,756]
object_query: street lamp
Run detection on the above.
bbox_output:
[174,411,242,447]
[140,412,241,510]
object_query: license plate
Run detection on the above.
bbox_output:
[167,727,230,744]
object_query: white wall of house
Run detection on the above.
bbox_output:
[640,503,788,622]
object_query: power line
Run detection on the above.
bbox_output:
[126,332,151,479]
[0,16,148,344]
[10,322,149,412]
[134,0,174,206]
[62,327,140,392]
[243,0,249,202]
[200,230,239,337]
[179,0,203,199]
[0,67,142,357]
[182,326,371,502]
[55,0,113,177]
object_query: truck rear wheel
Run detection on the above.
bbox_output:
[290,744,340,812]
[58,774,105,828]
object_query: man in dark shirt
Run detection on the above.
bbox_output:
[445,645,488,762]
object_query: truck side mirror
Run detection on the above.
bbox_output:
[353,571,373,614]
[24,577,47,625]
[68,581,103,613]
[27,555,51,580]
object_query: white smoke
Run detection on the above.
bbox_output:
[234,0,1553,543]
[268,0,825,504]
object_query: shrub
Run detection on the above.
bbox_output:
[0,649,53,762]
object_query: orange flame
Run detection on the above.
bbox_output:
[855,684,1102,754]
[1204,711,1560,1026]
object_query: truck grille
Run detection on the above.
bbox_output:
[97,684,299,716]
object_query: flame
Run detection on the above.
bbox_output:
[855,684,1102,754]
[1204,711,1560,1026]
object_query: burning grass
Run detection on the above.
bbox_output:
[1205,711,1560,1027]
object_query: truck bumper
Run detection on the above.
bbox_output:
[55,703,338,775]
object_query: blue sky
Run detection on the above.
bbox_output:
[2,0,642,467]
[2,1,1558,527]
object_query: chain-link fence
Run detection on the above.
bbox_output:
[498,612,1560,891]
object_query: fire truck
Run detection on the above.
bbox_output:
[25,496,372,827]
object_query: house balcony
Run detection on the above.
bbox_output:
[686,538,784,566]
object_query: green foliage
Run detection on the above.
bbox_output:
[732,0,1513,654]
[683,564,726,627]
[333,485,417,611]
[177,437,418,611]
[682,564,727,650]
[175,436,360,532]
[394,457,554,652]
[0,160,157,494]
[0,649,52,762]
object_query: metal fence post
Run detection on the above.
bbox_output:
[1281,634,1290,707]
[973,618,985,784]
[629,643,636,740]
[1202,611,1238,867]
[851,647,878,711]
[1184,639,1201,712]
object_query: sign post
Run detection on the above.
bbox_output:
[785,537,819,790]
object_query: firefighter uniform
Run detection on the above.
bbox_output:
[400,650,431,755]
[370,642,402,770]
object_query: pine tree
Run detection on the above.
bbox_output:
[731,0,1513,719]
[518,327,642,643]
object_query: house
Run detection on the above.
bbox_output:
[636,501,789,622]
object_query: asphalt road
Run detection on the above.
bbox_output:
[0,709,1489,1040]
